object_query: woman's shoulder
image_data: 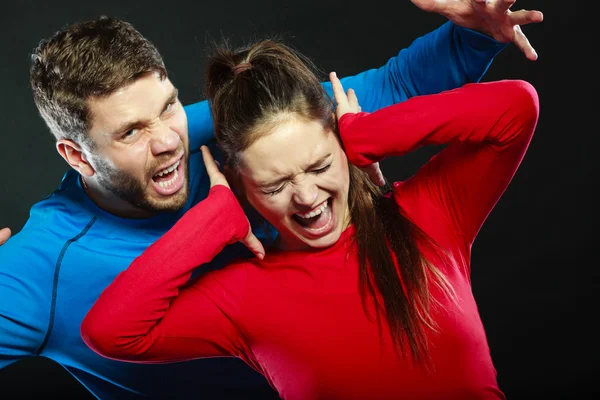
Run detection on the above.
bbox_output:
[390,179,459,244]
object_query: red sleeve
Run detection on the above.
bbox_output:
[81,185,251,363]
[339,80,539,246]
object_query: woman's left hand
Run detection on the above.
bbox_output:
[330,72,386,187]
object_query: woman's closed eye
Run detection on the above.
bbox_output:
[312,164,331,174]
[266,184,286,196]
[264,164,331,196]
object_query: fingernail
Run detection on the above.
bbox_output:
[332,71,337,78]
[258,253,264,260]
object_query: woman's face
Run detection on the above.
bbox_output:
[239,117,351,251]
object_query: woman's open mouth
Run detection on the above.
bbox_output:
[292,198,335,237]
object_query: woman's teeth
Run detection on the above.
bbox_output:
[296,200,327,219]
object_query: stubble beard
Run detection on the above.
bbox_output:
[94,153,190,214]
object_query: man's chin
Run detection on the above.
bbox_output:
[144,191,189,213]
[126,182,187,214]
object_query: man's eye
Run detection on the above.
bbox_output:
[122,129,137,139]
[164,101,177,113]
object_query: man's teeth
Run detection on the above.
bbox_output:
[158,168,179,188]
[156,160,180,177]
[296,201,327,219]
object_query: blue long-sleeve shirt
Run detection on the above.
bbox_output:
[0,22,505,399]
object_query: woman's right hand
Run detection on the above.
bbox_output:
[200,145,265,260]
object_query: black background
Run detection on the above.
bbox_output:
[0,0,596,399]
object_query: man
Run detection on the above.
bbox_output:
[0,1,542,398]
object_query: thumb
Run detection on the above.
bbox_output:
[241,229,265,260]
[366,163,386,187]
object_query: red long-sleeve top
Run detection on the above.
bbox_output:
[82,80,539,400]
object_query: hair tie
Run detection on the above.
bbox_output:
[232,62,253,76]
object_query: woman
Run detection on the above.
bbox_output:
[81,39,539,399]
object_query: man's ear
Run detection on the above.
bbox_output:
[56,139,95,177]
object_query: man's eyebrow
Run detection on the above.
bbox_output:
[260,153,332,188]
[111,87,179,136]
[163,88,179,111]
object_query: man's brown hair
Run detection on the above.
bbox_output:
[30,16,167,147]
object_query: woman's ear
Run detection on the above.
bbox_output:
[224,165,262,224]
[223,165,246,202]
[330,112,341,140]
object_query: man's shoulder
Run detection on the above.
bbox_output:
[1,171,95,263]
[31,173,93,227]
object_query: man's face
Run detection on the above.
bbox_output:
[86,72,190,213]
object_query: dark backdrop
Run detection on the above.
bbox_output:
[0,0,595,399]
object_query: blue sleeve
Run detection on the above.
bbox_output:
[183,100,214,152]
[321,21,507,112]
[0,229,54,368]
